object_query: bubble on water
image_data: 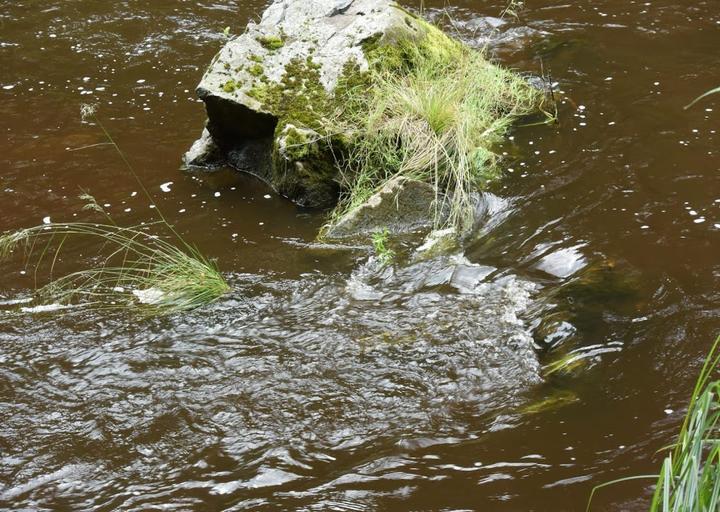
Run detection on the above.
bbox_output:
[160,182,173,193]
[264,194,271,199]
[214,192,221,197]
[694,218,705,224]
[42,216,51,224]
[3,84,16,90]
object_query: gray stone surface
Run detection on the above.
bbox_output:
[324,176,441,239]
[183,128,223,167]
[187,0,424,207]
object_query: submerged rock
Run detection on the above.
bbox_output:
[186,0,427,207]
[323,176,439,239]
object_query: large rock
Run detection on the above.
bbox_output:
[185,0,426,208]
[324,176,441,239]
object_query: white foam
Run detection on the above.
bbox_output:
[132,288,164,304]
[20,303,73,313]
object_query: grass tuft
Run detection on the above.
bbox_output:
[0,111,230,316]
[326,19,551,235]
[0,220,229,316]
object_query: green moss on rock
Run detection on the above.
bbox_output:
[256,34,285,51]
[222,79,238,93]
[248,63,265,77]
[247,56,331,135]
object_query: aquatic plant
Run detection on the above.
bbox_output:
[685,86,720,110]
[501,0,525,19]
[0,110,230,316]
[371,228,395,265]
[327,16,551,234]
[587,336,720,511]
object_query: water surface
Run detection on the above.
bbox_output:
[1,1,719,510]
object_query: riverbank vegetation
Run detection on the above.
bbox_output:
[0,111,230,316]
[588,336,720,511]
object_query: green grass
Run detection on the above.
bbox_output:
[0,219,229,316]
[588,336,720,511]
[371,228,395,265]
[326,19,550,235]
[0,109,230,316]
[685,86,720,110]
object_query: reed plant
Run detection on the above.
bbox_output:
[0,109,230,316]
[588,336,720,511]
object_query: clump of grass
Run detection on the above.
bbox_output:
[0,219,229,315]
[588,336,720,511]
[328,20,550,234]
[371,228,395,265]
[0,108,230,316]
[645,337,720,511]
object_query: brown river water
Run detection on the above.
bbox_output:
[1,1,719,510]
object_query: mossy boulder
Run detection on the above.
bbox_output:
[185,0,428,208]
[186,0,547,242]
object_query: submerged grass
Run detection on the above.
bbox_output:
[324,17,550,235]
[588,336,720,511]
[0,110,230,316]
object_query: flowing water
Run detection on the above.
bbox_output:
[1,1,719,510]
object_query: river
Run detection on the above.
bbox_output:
[1,0,719,510]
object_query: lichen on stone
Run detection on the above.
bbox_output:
[247,56,332,135]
